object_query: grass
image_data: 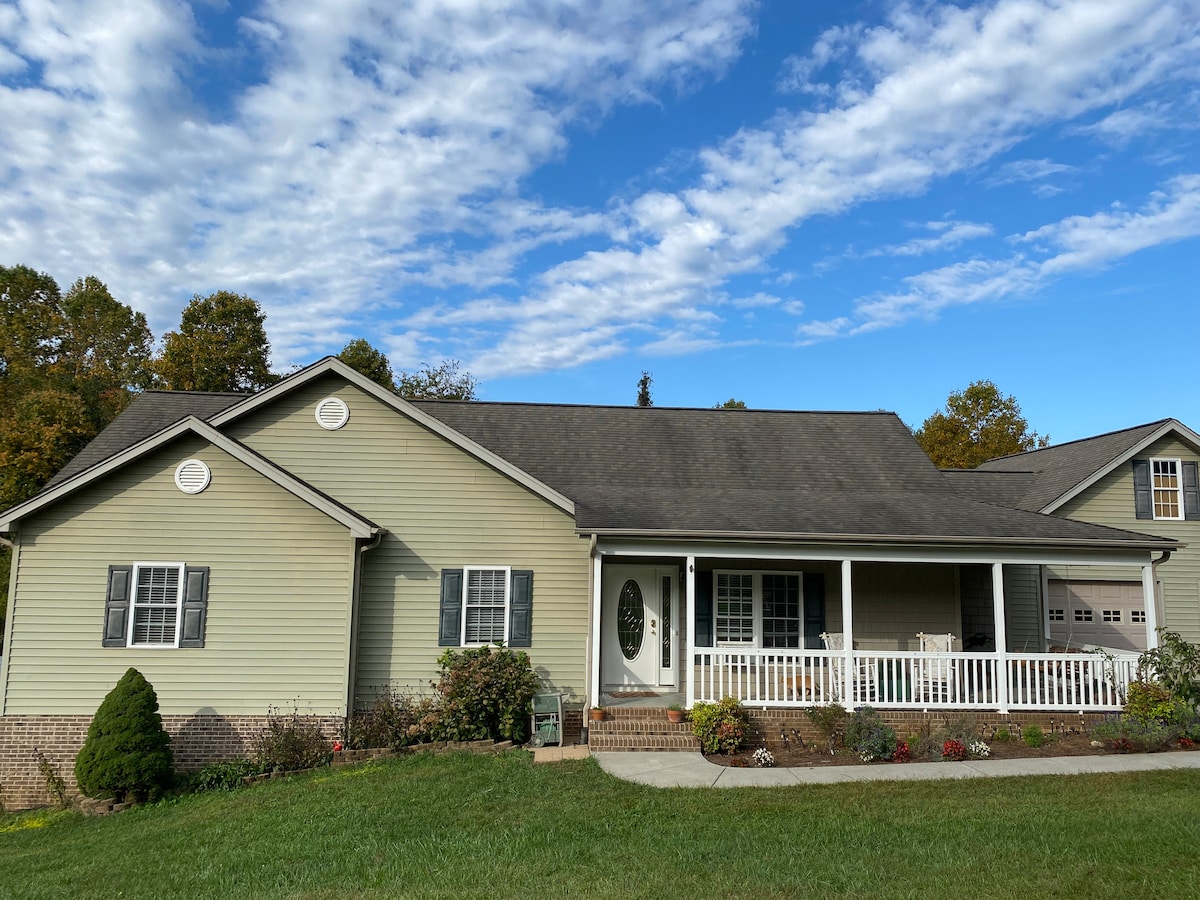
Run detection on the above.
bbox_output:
[2,752,1199,898]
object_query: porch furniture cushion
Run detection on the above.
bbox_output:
[917,632,957,652]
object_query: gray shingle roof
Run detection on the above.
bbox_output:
[46,390,246,487]
[970,420,1174,511]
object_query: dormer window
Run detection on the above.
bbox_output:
[1151,458,1183,520]
[1133,457,1198,521]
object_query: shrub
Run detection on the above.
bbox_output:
[1023,724,1045,748]
[846,707,897,762]
[255,705,332,773]
[1090,717,1175,753]
[804,703,848,752]
[1138,630,1200,710]
[345,687,439,750]
[192,759,260,792]
[433,646,539,743]
[1125,681,1191,726]
[942,739,966,761]
[690,697,749,754]
[74,668,173,802]
[993,727,1011,742]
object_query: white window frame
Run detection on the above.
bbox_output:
[128,562,185,648]
[460,565,511,647]
[1151,457,1184,520]
[713,570,804,649]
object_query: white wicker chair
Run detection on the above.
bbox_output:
[915,632,958,702]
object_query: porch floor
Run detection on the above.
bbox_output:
[602,691,685,709]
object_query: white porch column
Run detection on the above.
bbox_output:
[685,555,696,709]
[841,559,853,706]
[992,562,1009,714]
[1142,564,1160,649]
[589,550,603,709]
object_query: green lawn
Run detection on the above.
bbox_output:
[2,752,1199,898]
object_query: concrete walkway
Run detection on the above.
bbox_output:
[592,749,1200,788]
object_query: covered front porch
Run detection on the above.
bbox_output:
[588,541,1161,715]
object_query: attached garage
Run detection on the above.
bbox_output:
[1046,580,1149,652]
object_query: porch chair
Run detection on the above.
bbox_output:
[820,632,877,704]
[915,632,958,703]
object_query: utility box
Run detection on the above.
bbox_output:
[529,693,564,747]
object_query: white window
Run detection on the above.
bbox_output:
[1048,608,1065,622]
[1152,458,1183,520]
[1131,610,1147,624]
[1102,610,1122,623]
[714,571,803,648]
[462,566,510,645]
[130,563,184,647]
[1074,609,1093,623]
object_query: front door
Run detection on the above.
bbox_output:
[602,565,677,689]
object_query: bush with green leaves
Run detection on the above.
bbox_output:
[432,646,539,743]
[191,758,260,792]
[254,705,333,773]
[74,668,173,801]
[345,687,439,750]
[1125,680,1192,726]
[804,703,848,752]
[690,697,749,754]
[846,706,897,762]
[1138,630,1200,711]
[1090,716,1176,752]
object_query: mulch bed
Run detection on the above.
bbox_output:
[707,731,1197,768]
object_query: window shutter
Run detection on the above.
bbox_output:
[803,572,826,650]
[102,565,133,647]
[508,570,534,648]
[438,569,464,646]
[179,566,210,648]
[1184,461,1200,520]
[1132,459,1152,519]
[694,571,714,648]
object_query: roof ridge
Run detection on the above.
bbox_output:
[412,399,900,415]
[982,418,1175,464]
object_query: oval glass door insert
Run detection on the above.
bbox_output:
[617,579,645,660]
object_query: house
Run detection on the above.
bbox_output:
[0,358,1186,807]
[947,420,1200,651]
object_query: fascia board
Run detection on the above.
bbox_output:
[208,356,576,516]
[1041,420,1200,514]
[0,416,378,539]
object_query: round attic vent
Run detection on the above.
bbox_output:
[315,397,350,430]
[174,459,211,494]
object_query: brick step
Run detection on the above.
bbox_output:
[588,733,700,751]
[587,711,700,751]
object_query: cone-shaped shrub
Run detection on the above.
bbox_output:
[74,668,173,801]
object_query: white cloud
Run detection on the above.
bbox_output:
[867,220,994,257]
[986,158,1078,186]
[798,174,1200,339]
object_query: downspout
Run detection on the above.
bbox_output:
[346,531,384,717]
[587,534,599,714]
[1150,550,1172,642]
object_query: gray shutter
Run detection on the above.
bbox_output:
[694,572,713,648]
[508,570,533,648]
[102,565,133,647]
[1184,461,1200,520]
[438,569,464,646]
[179,566,210,648]
[803,572,826,650]
[1132,459,1152,519]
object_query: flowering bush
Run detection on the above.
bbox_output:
[753,747,775,768]
[892,741,910,763]
[846,706,898,762]
[690,697,750,754]
[1177,737,1195,749]
[968,739,990,758]
[942,739,967,761]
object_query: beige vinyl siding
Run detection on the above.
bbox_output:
[225,374,591,707]
[1050,435,1200,642]
[3,435,356,717]
[1002,564,1042,652]
[845,563,959,651]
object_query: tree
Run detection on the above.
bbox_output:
[74,668,173,801]
[337,338,396,391]
[636,371,653,407]
[0,389,94,512]
[914,379,1050,468]
[155,291,279,393]
[395,359,477,400]
[56,276,154,428]
[714,398,747,409]
[0,264,62,390]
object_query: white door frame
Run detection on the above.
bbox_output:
[601,564,677,690]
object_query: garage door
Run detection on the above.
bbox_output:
[1046,581,1147,652]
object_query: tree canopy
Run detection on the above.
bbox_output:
[914,379,1050,469]
[395,359,477,400]
[156,291,279,393]
[714,398,747,409]
[636,371,653,407]
[338,338,396,391]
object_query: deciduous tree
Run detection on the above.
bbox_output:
[395,359,477,400]
[914,379,1049,468]
[155,291,279,393]
[338,338,396,391]
[714,398,746,409]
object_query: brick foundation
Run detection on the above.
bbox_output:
[0,713,341,812]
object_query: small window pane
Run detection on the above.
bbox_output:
[1131,610,1147,624]
[1102,610,1121,623]
[1048,609,1065,622]
[1074,609,1093,623]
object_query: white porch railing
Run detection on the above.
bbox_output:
[692,649,1139,712]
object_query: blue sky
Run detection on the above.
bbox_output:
[1,0,1198,441]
